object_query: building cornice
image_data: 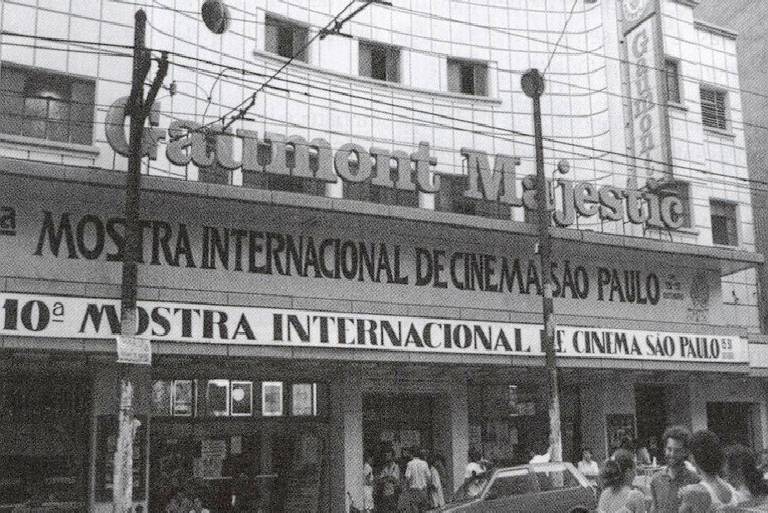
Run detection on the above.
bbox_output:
[673,0,700,7]
[694,20,738,40]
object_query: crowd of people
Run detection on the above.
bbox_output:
[359,447,448,513]
[589,425,768,513]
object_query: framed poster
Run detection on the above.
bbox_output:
[151,380,171,416]
[291,383,315,416]
[230,381,253,416]
[262,381,284,417]
[606,414,637,455]
[172,380,193,416]
[207,379,230,416]
[95,415,147,502]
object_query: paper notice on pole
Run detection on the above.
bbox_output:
[116,335,152,365]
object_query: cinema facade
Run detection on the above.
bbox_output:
[1,149,767,512]
[2,0,768,512]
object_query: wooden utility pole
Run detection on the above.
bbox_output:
[113,9,168,513]
[521,68,563,463]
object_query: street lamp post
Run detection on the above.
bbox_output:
[521,68,562,463]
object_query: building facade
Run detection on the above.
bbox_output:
[1,0,767,512]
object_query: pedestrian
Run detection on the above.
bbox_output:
[432,454,449,502]
[597,449,646,513]
[680,430,737,512]
[578,448,600,485]
[378,449,401,513]
[649,425,700,513]
[636,439,652,466]
[759,449,768,481]
[723,444,768,507]
[362,452,375,513]
[529,443,552,464]
[399,447,431,512]
[427,453,445,508]
[465,448,484,480]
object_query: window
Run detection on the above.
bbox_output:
[448,59,488,96]
[265,15,309,62]
[359,41,400,82]
[710,200,738,246]
[658,180,691,228]
[0,64,95,145]
[485,469,534,500]
[665,59,681,103]
[700,87,728,130]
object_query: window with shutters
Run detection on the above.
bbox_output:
[700,86,728,130]
[710,200,738,246]
[264,15,309,62]
[0,64,95,145]
[665,58,681,104]
[447,59,488,96]
[358,41,400,82]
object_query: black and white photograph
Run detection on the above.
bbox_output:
[2,0,768,511]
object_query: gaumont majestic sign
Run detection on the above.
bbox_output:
[0,293,747,364]
[105,98,685,229]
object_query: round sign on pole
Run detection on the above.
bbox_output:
[202,0,230,34]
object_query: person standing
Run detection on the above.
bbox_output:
[596,449,646,513]
[649,426,700,513]
[402,447,431,512]
[427,454,445,509]
[723,444,768,507]
[363,452,375,513]
[578,448,600,485]
[378,449,401,513]
[464,448,484,480]
[680,430,737,512]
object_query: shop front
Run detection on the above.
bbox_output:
[0,158,766,513]
[0,361,91,512]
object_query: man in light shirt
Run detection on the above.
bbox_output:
[577,448,600,485]
[404,447,432,512]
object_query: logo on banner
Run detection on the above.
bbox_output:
[623,0,649,22]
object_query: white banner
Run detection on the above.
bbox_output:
[0,293,748,363]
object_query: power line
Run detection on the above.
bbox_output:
[163,51,761,192]
[543,0,581,75]
[212,0,360,132]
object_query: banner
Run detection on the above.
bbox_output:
[0,293,748,363]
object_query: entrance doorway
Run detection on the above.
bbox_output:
[362,394,434,464]
[635,385,667,456]
[707,402,755,447]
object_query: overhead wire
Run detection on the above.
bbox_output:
[4,18,768,200]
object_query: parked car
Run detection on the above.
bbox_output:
[432,462,597,513]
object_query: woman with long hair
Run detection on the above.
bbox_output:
[723,444,768,507]
[597,449,647,513]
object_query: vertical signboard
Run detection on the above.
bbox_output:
[621,0,673,187]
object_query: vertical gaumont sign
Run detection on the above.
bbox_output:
[104,97,685,230]
[0,293,748,363]
[622,0,673,186]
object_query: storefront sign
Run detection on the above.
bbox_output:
[622,0,672,186]
[0,293,748,363]
[104,98,684,229]
[28,210,690,305]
